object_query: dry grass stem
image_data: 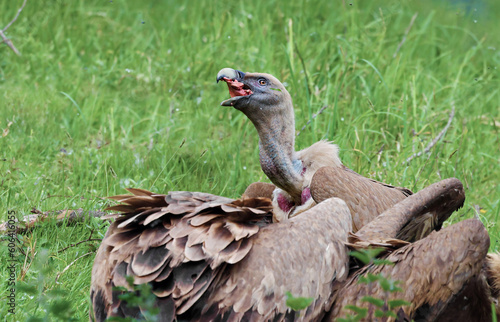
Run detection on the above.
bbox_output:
[404,103,456,165]
[0,0,27,55]
[393,12,418,59]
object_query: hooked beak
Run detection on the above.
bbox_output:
[216,68,252,106]
[216,68,246,83]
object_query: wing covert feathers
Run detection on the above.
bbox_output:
[202,197,352,321]
[91,181,494,321]
[91,191,353,321]
[242,182,276,199]
[328,218,491,321]
[91,190,273,321]
[310,166,410,232]
[351,177,465,246]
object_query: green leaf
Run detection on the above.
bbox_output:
[16,283,38,295]
[344,305,368,317]
[350,251,369,264]
[337,315,361,322]
[358,273,380,285]
[373,258,394,266]
[388,299,411,309]
[49,299,74,318]
[270,88,282,92]
[350,248,385,265]
[358,276,368,284]
[285,291,314,311]
[361,296,385,307]
[47,288,68,298]
[374,309,397,318]
[112,286,129,292]
[379,278,391,291]
[125,275,135,287]
[26,317,44,322]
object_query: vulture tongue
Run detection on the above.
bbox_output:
[222,77,253,97]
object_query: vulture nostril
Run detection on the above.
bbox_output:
[236,70,245,80]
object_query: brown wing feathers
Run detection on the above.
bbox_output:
[353,177,465,244]
[92,182,494,321]
[242,182,276,199]
[310,166,411,232]
[329,178,496,321]
[310,166,458,243]
[200,197,353,321]
[328,218,491,321]
[91,190,358,321]
[90,189,273,321]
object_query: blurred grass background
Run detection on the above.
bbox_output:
[0,0,499,319]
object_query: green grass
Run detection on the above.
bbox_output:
[1,0,499,320]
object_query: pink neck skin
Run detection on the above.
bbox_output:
[277,166,312,213]
[277,187,312,213]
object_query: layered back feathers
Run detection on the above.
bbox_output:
[90,188,272,321]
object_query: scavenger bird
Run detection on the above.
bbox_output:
[217,68,412,230]
[90,189,352,321]
[89,180,498,321]
[89,69,499,321]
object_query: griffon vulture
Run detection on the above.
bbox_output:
[90,179,498,321]
[89,69,498,321]
[216,68,414,231]
[90,189,352,321]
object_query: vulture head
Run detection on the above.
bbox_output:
[216,68,290,113]
[217,68,304,207]
[218,68,343,221]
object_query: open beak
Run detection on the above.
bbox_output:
[216,68,253,106]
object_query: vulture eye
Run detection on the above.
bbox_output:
[258,79,267,86]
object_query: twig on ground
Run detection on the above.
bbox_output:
[17,245,26,256]
[376,144,385,162]
[1,0,27,55]
[2,0,27,32]
[58,229,101,253]
[30,207,43,215]
[393,12,418,59]
[40,193,106,202]
[55,252,94,283]
[404,103,455,165]
[0,208,109,234]
[296,105,328,137]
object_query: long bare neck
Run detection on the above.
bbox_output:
[249,105,303,202]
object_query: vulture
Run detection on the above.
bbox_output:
[89,179,499,321]
[89,69,499,321]
[329,179,499,321]
[216,68,413,231]
[90,189,352,321]
[215,68,499,318]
